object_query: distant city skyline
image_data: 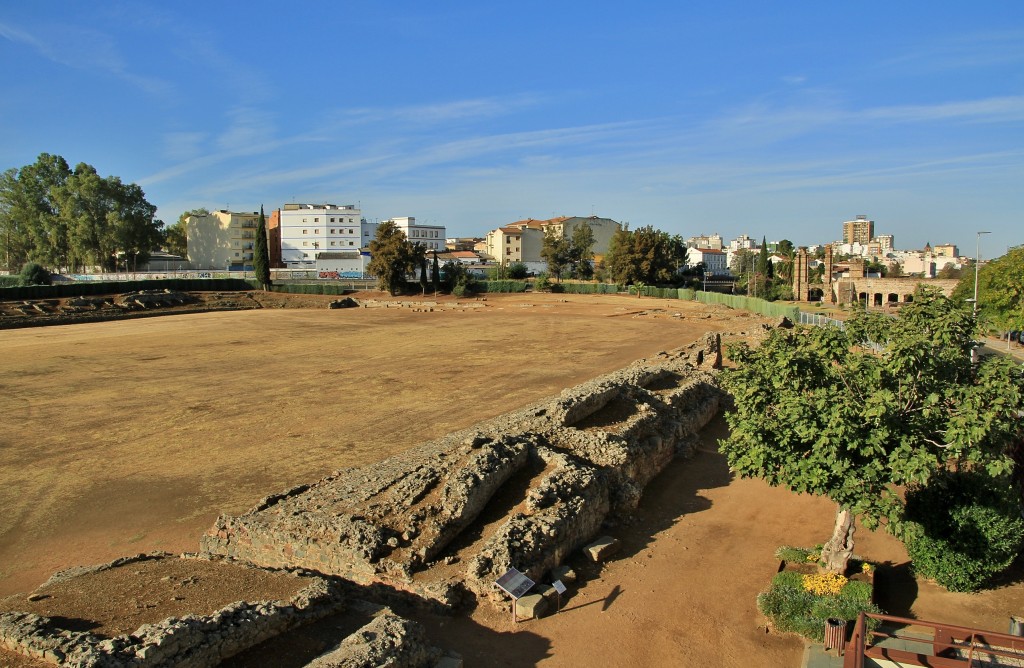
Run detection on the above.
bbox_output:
[1,3,1021,260]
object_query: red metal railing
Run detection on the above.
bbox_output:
[844,612,1024,668]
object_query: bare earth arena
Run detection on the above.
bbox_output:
[0,291,1020,667]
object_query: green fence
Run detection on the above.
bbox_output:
[555,282,624,294]
[695,290,800,320]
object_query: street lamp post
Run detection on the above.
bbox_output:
[973,231,991,319]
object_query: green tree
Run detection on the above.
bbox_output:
[412,243,428,295]
[431,253,441,294]
[568,222,596,279]
[720,289,1024,573]
[603,225,685,286]
[952,246,1024,333]
[253,205,271,290]
[0,154,161,273]
[367,220,415,295]
[541,228,571,281]
[164,207,207,258]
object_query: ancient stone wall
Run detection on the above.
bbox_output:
[201,333,725,609]
[0,554,346,668]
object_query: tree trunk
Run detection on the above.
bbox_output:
[821,506,856,573]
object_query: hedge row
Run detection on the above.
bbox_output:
[477,280,529,293]
[0,278,254,300]
[264,283,358,295]
[555,282,623,294]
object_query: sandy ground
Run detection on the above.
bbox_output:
[0,291,1020,667]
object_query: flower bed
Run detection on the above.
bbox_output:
[758,546,882,642]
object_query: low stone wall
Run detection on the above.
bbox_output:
[0,554,345,668]
[305,608,444,668]
[201,332,725,609]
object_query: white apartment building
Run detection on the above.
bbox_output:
[686,248,729,274]
[728,234,757,251]
[279,203,376,268]
[386,217,446,252]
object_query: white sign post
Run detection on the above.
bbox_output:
[495,567,535,624]
[551,579,567,613]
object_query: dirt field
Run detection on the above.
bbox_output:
[1,291,1020,667]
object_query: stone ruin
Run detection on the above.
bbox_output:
[200,332,725,609]
[2,330,727,667]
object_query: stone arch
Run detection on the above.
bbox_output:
[873,293,883,307]
[887,293,899,304]
[808,287,824,302]
[904,294,914,303]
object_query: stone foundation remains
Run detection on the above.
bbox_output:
[201,332,725,609]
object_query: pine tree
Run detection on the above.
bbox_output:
[253,205,271,290]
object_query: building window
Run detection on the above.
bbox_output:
[349,241,355,246]
[314,218,319,222]
[314,229,319,234]
[330,241,336,246]
[331,218,335,223]
[303,218,307,222]
[349,229,354,234]
[302,241,309,247]
[302,229,308,234]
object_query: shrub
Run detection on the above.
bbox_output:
[534,272,551,291]
[0,275,22,288]
[20,262,51,286]
[902,471,1024,592]
[758,570,881,641]
[507,262,528,279]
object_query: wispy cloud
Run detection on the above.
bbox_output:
[0,19,171,96]
[883,30,1024,72]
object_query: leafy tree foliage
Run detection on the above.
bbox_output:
[901,470,1024,592]
[367,220,415,295]
[720,289,1024,573]
[952,245,1024,332]
[431,253,440,293]
[253,206,271,290]
[568,222,596,279]
[602,225,686,286]
[540,228,571,280]
[163,207,207,258]
[19,262,51,285]
[0,153,162,272]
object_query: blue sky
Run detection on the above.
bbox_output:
[1,2,1021,259]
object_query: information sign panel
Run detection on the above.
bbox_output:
[495,567,535,600]
[551,579,567,595]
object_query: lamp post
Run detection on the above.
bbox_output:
[973,231,991,319]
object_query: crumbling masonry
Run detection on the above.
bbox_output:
[200,332,725,609]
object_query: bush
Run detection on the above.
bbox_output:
[534,273,551,291]
[506,262,528,279]
[901,471,1024,592]
[20,262,51,286]
[758,570,881,641]
[0,275,22,288]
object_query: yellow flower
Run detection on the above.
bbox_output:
[802,572,848,596]
[861,562,874,574]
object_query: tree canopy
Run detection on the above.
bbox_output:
[253,205,271,290]
[0,153,162,272]
[719,289,1024,572]
[602,225,686,286]
[540,228,570,280]
[367,220,415,295]
[952,245,1024,332]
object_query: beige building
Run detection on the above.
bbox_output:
[186,210,261,270]
[483,215,621,265]
[842,215,875,245]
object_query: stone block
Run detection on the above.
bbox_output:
[584,536,621,562]
[550,564,576,584]
[515,593,548,620]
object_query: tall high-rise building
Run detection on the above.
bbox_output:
[842,215,874,245]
